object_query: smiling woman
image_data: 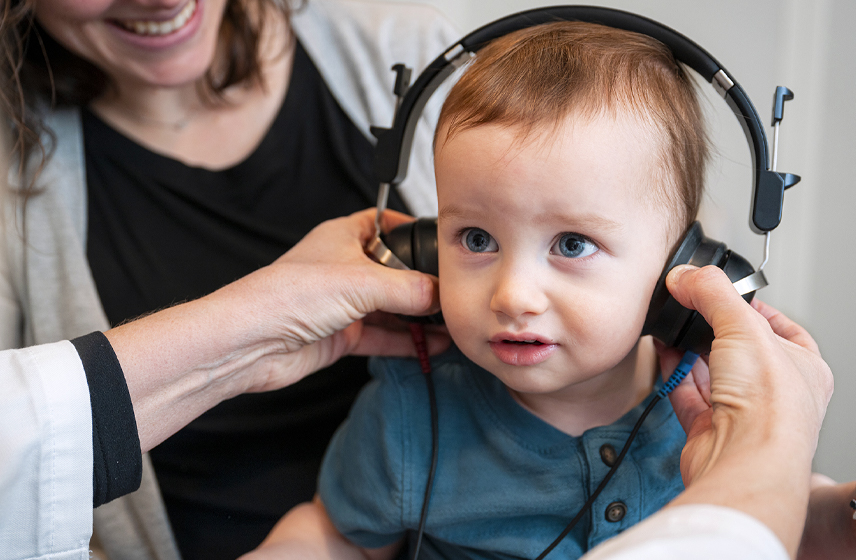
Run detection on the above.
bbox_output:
[0,0,458,559]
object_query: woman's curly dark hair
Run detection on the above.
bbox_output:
[1,0,296,192]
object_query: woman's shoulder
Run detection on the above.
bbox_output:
[9,106,87,221]
[291,0,461,215]
[294,0,459,62]
[292,0,459,105]
[292,0,459,112]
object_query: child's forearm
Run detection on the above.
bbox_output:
[240,498,402,560]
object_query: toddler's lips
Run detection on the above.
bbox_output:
[489,334,557,366]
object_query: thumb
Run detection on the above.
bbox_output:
[665,265,760,340]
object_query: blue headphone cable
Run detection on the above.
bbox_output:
[533,350,699,560]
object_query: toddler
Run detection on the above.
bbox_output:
[257,21,708,560]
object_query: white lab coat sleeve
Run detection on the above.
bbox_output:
[0,340,93,560]
[582,504,789,560]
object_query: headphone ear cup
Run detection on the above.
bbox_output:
[381,217,443,324]
[380,221,416,270]
[381,217,439,276]
[410,218,439,276]
[643,221,756,354]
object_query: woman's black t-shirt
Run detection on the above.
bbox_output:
[84,41,408,560]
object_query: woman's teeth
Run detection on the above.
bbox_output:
[117,0,196,36]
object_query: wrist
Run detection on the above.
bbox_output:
[105,277,292,451]
[674,409,815,556]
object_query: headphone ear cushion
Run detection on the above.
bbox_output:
[643,221,756,353]
[381,221,416,270]
[410,218,439,276]
[380,217,443,324]
[381,217,439,276]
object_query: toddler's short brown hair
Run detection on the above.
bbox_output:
[437,21,708,233]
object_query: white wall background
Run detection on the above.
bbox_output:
[390,0,856,482]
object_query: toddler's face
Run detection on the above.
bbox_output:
[435,115,676,400]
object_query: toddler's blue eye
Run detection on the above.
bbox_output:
[552,233,598,259]
[462,228,498,253]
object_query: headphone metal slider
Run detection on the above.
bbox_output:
[366,235,411,271]
[444,44,473,68]
[712,69,735,99]
[732,270,768,296]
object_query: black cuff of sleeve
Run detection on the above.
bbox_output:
[71,331,142,507]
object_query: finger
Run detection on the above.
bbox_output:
[653,338,682,382]
[691,356,711,405]
[322,207,413,248]
[361,311,413,332]
[379,208,419,232]
[361,268,440,317]
[280,209,378,263]
[271,328,362,388]
[665,265,765,340]
[668,370,711,434]
[350,324,452,357]
[752,299,821,356]
[654,339,709,433]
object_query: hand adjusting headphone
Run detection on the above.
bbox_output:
[367,5,800,354]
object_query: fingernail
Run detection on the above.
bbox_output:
[669,264,698,283]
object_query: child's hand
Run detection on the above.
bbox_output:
[797,474,856,560]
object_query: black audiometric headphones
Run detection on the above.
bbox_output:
[367,5,801,355]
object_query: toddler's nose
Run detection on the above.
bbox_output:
[489,263,549,320]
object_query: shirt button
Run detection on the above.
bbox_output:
[605,501,627,523]
[599,444,617,467]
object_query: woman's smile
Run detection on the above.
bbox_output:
[35,0,226,88]
[112,0,198,37]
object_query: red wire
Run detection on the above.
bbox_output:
[409,323,432,375]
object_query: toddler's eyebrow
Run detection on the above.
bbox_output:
[438,204,473,220]
[441,203,621,230]
[541,212,624,233]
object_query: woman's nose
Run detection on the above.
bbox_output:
[489,262,549,320]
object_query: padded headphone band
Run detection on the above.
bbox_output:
[371,5,788,232]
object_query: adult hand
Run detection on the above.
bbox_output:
[107,208,449,452]
[654,265,833,556]
[234,207,448,389]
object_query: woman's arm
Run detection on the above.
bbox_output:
[107,208,446,453]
